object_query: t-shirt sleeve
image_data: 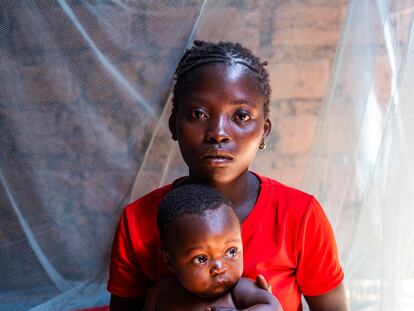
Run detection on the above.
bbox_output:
[107,208,152,298]
[295,197,344,296]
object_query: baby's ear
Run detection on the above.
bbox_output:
[168,112,178,141]
[160,247,174,271]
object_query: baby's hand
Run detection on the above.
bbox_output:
[205,308,237,311]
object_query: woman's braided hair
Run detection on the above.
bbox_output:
[172,40,271,118]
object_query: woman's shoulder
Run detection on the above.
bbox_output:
[123,183,174,217]
[138,183,174,201]
[252,172,322,221]
[127,175,191,209]
[255,172,314,201]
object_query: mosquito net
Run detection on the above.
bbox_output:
[1,1,414,310]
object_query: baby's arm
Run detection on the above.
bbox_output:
[231,277,282,310]
[142,283,160,311]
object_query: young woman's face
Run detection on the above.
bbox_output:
[171,63,271,185]
[163,205,243,298]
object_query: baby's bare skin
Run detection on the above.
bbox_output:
[144,276,280,311]
[143,277,235,311]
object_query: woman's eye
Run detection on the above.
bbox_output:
[225,247,239,258]
[234,111,251,122]
[192,255,208,265]
[191,110,207,119]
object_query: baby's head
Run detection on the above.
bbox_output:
[157,183,243,298]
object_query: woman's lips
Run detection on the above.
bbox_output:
[203,157,233,167]
[201,150,234,167]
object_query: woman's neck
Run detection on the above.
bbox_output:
[185,171,260,223]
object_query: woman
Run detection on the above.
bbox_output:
[107,41,348,311]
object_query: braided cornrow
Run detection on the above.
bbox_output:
[173,40,271,118]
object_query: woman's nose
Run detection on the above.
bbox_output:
[205,116,231,144]
[210,260,227,276]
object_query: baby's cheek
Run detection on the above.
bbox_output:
[237,262,244,278]
[230,258,244,279]
[177,270,198,291]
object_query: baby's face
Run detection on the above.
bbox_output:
[164,204,243,298]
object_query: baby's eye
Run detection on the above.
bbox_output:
[233,111,251,122]
[191,110,207,119]
[192,255,208,265]
[225,247,239,258]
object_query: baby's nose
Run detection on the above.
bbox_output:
[210,261,227,276]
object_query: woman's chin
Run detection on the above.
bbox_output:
[190,168,248,185]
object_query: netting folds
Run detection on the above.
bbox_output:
[0,1,204,309]
[1,1,414,310]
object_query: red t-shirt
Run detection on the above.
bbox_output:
[107,174,344,311]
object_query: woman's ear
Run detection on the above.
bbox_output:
[264,118,272,138]
[169,112,178,141]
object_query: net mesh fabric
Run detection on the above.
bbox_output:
[1,1,203,309]
[1,1,414,310]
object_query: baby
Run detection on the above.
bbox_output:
[143,183,280,311]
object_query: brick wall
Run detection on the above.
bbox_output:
[195,0,349,187]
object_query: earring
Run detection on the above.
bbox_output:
[259,138,266,150]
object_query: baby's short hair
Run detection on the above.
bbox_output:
[157,183,232,242]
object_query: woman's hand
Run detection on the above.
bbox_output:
[255,274,272,292]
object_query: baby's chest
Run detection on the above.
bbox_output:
[157,291,235,311]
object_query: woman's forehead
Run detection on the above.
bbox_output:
[178,63,263,101]
[187,62,255,82]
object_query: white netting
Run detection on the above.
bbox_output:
[1,0,414,310]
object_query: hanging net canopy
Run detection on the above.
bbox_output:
[1,0,414,310]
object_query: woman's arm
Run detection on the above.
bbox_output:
[109,294,145,311]
[304,283,349,311]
